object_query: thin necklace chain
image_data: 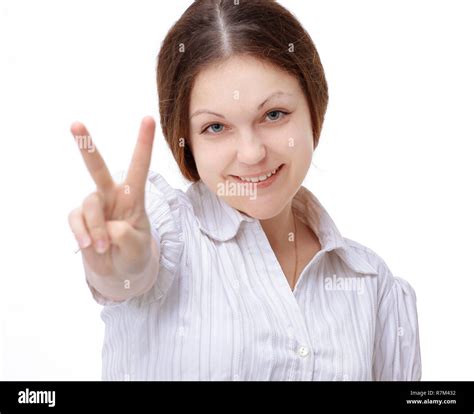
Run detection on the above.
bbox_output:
[291,206,298,290]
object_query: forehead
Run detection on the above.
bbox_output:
[190,55,301,109]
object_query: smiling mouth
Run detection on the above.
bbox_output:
[230,164,284,183]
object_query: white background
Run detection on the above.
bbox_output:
[0,0,473,380]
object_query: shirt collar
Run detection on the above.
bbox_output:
[186,180,256,242]
[186,180,377,275]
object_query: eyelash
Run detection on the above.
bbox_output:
[200,109,291,135]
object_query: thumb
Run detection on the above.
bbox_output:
[106,220,149,260]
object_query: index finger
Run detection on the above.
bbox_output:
[70,121,115,193]
[125,116,156,196]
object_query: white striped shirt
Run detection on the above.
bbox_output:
[87,171,422,381]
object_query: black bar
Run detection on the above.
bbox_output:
[1,381,473,412]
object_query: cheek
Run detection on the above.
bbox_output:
[294,138,314,176]
[191,140,230,182]
[280,121,314,159]
[283,123,314,179]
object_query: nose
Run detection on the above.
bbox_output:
[236,132,266,165]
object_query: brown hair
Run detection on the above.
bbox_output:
[156,0,329,182]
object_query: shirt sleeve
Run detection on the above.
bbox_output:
[86,170,184,307]
[372,261,422,381]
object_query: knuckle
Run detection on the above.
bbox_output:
[88,223,106,238]
[82,192,103,210]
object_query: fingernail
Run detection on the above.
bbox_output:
[95,239,108,254]
[76,236,91,249]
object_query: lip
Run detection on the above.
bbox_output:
[234,166,281,179]
[229,164,284,189]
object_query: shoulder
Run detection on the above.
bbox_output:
[343,237,384,262]
[342,237,417,302]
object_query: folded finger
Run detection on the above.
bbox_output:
[82,192,109,254]
[68,207,92,249]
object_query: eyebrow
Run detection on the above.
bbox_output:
[190,91,293,120]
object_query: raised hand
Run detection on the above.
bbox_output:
[68,117,157,281]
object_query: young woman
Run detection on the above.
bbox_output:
[68,0,421,381]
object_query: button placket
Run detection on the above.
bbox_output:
[294,342,315,381]
[253,220,316,380]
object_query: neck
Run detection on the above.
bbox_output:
[260,200,296,250]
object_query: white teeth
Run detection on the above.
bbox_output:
[238,166,280,183]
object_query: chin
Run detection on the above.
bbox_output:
[233,199,286,220]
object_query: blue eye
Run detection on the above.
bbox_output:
[266,110,286,121]
[201,123,224,135]
[208,124,224,133]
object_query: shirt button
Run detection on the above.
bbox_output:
[297,346,310,358]
[232,280,240,290]
[233,374,240,381]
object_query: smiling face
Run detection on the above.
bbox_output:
[189,55,315,220]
